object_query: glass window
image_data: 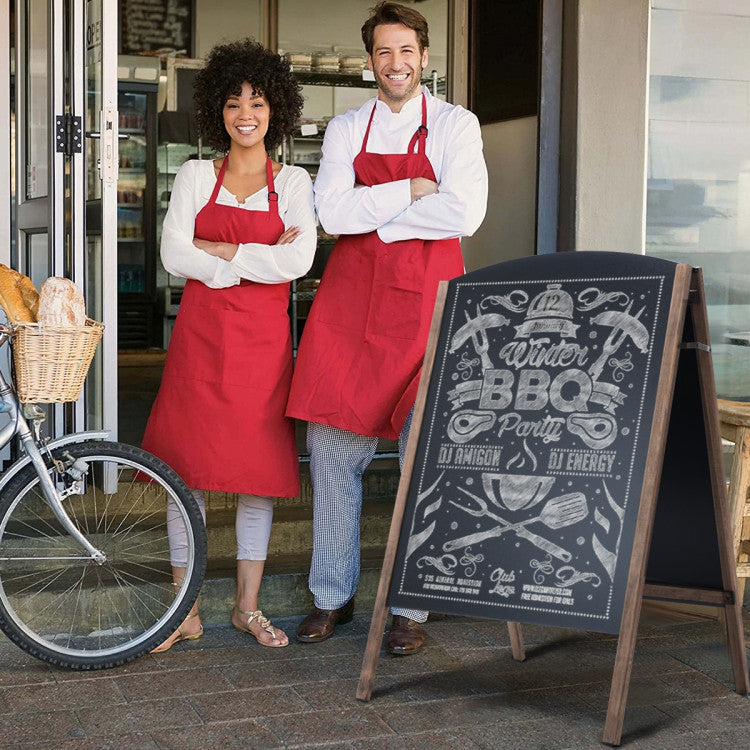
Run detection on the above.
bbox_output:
[647,1,750,401]
[25,0,48,200]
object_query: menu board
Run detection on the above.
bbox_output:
[119,0,193,56]
[387,252,678,633]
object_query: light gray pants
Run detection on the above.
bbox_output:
[167,489,274,567]
[306,411,428,623]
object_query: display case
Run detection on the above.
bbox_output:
[116,78,158,349]
[156,140,208,347]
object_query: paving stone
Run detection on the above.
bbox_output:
[188,685,309,722]
[261,705,395,745]
[76,696,202,736]
[0,676,125,714]
[656,694,750,731]
[0,647,55,687]
[0,708,83,744]
[220,652,351,689]
[151,720,282,750]
[292,676,412,709]
[114,666,234,701]
[351,728,483,749]
[30,732,161,750]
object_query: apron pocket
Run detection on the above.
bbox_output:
[367,285,423,341]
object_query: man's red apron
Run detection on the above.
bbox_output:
[287,94,463,440]
[143,157,299,496]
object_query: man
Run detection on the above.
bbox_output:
[287,1,488,655]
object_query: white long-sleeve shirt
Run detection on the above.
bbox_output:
[314,86,488,244]
[160,159,316,288]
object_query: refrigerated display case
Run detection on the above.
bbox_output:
[117,56,159,349]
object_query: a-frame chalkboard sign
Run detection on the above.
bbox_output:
[357,252,749,746]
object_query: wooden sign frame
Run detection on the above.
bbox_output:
[357,262,748,746]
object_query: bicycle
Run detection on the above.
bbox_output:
[0,325,207,669]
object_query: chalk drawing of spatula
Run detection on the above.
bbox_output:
[444,492,587,560]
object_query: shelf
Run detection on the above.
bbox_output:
[292,70,377,88]
[291,69,446,95]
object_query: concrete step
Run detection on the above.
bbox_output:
[197,457,401,624]
[197,558,387,625]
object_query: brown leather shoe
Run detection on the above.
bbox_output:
[386,615,425,655]
[297,598,354,643]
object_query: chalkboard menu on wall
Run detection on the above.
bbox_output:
[387,252,677,633]
[120,0,194,56]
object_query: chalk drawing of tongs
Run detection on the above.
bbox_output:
[443,486,575,562]
[465,307,493,371]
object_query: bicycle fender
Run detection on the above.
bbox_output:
[0,430,111,493]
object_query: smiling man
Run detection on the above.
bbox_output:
[287,2,488,654]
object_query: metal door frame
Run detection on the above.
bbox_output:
[3,0,118,437]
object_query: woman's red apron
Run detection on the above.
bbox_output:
[287,94,463,440]
[143,157,299,496]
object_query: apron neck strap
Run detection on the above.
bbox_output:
[209,156,229,205]
[406,93,428,155]
[266,156,278,204]
[360,92,428,156]
[361,100,378,154]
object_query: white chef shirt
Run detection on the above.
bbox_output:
[160,159,316,289]
[314,86,488,244]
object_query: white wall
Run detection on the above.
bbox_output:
[194,0,265,57]
[462,117,538,272]
[572,0,650,253]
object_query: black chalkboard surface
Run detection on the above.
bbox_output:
[119,0,194,56]
[387,252,675,632]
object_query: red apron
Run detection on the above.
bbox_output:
[142,157,299,496]
[287,94,463,440]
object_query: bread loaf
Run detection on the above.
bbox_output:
[0,264,38,323]
[37,278,87,326]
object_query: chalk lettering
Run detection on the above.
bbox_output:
[497,337,590,370]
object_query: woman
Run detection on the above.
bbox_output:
[143,39,315,651]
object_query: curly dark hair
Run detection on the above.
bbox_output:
[193,38,304,153]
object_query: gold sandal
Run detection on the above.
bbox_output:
[150,612,204,653]
[233,606,288,648]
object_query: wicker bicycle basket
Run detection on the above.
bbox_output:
[12,319,105,403]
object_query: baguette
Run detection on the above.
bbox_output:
[0,264,38,323]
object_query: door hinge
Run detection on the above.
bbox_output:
[55,114,83,155]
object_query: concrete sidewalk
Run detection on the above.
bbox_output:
[0,607,748,749]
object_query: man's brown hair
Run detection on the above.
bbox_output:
[361,2,430,55]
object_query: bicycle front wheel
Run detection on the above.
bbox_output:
[0,440,206,669]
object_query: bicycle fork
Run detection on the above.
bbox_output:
[18,424,107,565]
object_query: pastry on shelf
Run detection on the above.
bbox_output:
[339,55,365,72]
[312,52,340,71]
[285,52,312,70]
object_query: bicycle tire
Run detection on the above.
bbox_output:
[0,440,207,669]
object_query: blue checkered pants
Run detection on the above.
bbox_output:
[306,412,428,623]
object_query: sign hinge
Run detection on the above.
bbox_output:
[55,114,83,155]
[679,341,711,352]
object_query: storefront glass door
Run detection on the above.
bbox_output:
[11,0,118,436]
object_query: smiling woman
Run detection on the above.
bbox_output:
[140,38,316,654]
